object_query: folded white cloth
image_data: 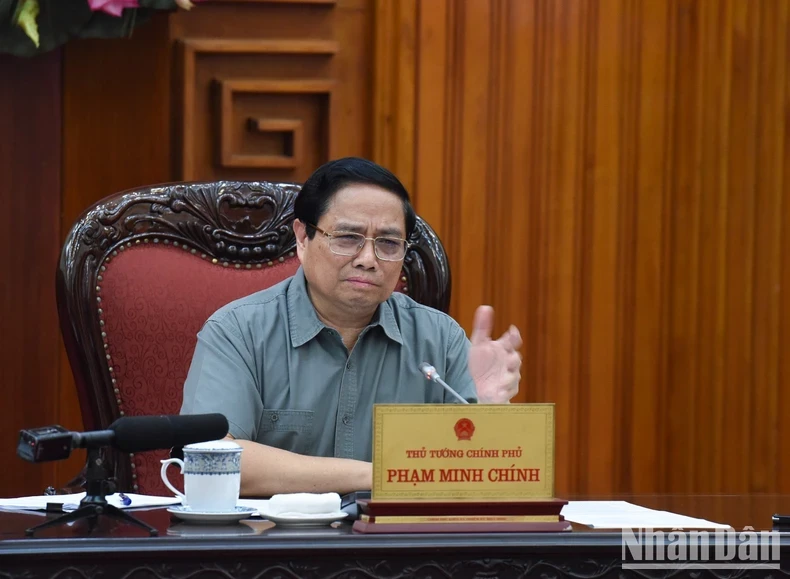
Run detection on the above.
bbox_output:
[266,492,341,516]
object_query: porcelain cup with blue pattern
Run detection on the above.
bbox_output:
[160,439,242,512]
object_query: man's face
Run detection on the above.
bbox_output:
[294,184,407,318]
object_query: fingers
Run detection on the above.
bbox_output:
[497,325,522,353]
[495,374,520,403]
[505,370,521,396]
[475,368,521,404]
[507,325,522,350]
[505,350,521,372]
[470,305,495,345]
[471,306,522,355]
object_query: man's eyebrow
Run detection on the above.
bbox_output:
[333,222,366,233]
[376,227,405,237]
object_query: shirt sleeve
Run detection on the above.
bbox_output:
[180,317,263,440]
[443,322,479,404]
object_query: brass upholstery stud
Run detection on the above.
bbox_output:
[279,257,284,262]
[96,286,101,292]
[246,264,251,269]
[401,276,407,282]
[256,264,262,269]
[211,258,218,264]
[222,262,229,268]
[96,297,101,303]
[119,411,125,416]
[288,252,294,257]
[144,239,149,244]
[97,275,103,281]
[235,264,240,269]
[268,261,273,267]
[100,266,106,272]
[173,241,179,247]
[191,249,196,254]
[164,239,169,245]
[154,238,159,244]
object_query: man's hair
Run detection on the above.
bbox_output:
[294,157,417,239]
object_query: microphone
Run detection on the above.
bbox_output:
[419,362,470,404]
[17,413,229,463]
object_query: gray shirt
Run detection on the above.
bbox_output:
[180,266,478,461]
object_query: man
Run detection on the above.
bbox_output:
[180,157,522,496]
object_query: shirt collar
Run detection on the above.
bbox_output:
[287,267,403,347]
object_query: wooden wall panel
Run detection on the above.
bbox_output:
[0,51,62,497]
[376,0,790,496]
[171,0,372,182]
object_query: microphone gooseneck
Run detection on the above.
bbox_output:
[419,362,470,404]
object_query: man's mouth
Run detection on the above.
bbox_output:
[346,278,377,287]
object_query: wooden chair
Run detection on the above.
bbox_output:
[57,181,451,495]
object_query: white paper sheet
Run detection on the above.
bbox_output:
[0,492,181,512]
[560,501,731,529]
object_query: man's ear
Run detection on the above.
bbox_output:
[293,219,308,259]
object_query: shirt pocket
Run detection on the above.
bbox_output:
[258,409,315,454]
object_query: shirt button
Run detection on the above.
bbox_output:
[342,415,351,425]
[270,413,279,422]
[346,360,352,370]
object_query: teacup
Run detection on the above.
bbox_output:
[160,439,242,512]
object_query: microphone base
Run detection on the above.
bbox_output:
[25,446,158,537]
[25,502,158,537]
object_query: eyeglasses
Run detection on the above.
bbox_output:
[308,224,410,261]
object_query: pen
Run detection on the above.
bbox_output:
[119,493,132,506]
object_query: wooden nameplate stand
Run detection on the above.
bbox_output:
[351,498,572,534]
[354,403,566,534]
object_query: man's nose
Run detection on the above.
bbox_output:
[353,238,378,267]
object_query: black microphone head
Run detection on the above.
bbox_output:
[108,414,229,453]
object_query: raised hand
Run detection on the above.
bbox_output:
[467,305,522,403]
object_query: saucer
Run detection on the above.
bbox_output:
[259,510,348,528]
[167,505,257,524]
